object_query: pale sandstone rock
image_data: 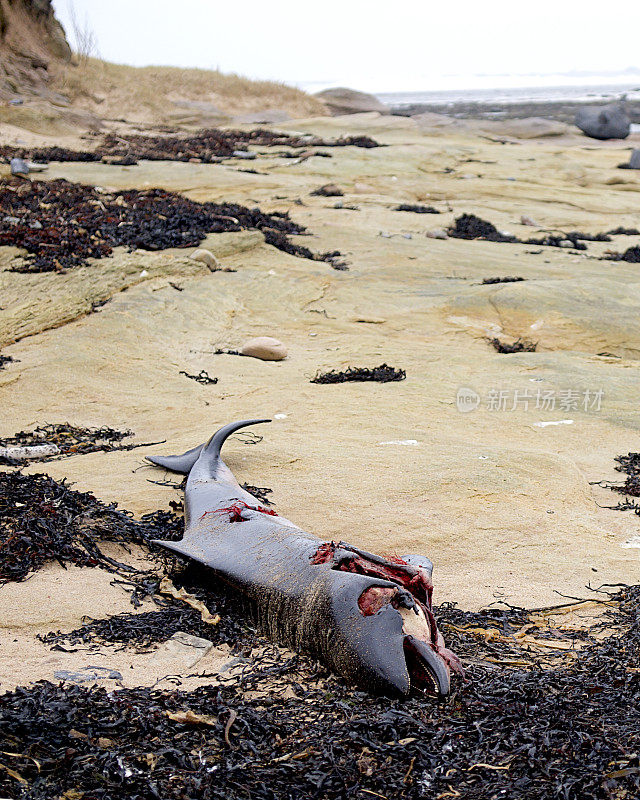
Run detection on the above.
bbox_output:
[520,215,538,226]
[315,87,389,116]
[190,248,219,270]
[241,336,287,361]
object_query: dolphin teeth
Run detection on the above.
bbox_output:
[404,635,451,696]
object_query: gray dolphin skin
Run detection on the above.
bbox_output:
[147,419,462,697]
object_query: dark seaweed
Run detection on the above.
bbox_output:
[0,178,341,272]
[526,233,586,250]
[487,337,537,353]
[241,484,273,505]
[481,276,526,284]
[448,214,610,251]
[0,423,158,464]
[0,129,380,167]
[179,370,219,385]
[605,245,640,263]
[0,471,181,583]
[0,354,17,368]
[394,203,440,214]
[213,348,244,356]
[310,184,343,197]
[610,452,640,497]
[262,228,347,269]
[448,213,518,243]
[1,583,639,800]
[607,226,640,236]
[38,572,251,652]
[311,364,406,383]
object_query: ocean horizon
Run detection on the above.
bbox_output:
[302,71,640,108]
[377,81,640,109]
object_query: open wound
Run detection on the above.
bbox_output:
[201,501,278,523]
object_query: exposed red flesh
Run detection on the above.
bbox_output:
[358,586,397,616]
[201,501,278,523]
[311,540,463,678]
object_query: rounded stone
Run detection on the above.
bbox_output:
[190,248,219,271]
[241,337,287,361]
[574,103,630,140]
[520,215,538,226]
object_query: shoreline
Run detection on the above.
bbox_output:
[388,97,640,123]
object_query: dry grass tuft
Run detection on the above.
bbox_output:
[50,58,327,124]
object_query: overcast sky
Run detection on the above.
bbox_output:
[52,1,640,94]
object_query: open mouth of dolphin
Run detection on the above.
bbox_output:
[311,542,462,696]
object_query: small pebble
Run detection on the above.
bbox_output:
[10,157,29,176]
[520,214,538,226]
[427,229,448,240]
[190,248,219,271]
[241,337,287,361]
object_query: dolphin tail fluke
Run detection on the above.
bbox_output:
[147,443,204,474]
[190,418,271,482]
[147,419,271,476]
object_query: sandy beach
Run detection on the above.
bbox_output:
[1,109,640,692]
[2,1,640,794]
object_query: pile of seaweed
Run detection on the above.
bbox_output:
[448,214,612,251]
[607,227,640,236]
[0,354,16,369]
[449,213,518,243]
[311,364,406,383]
[487,337,537,354]
[0,424,156,465]
[605,245,640,263]
[1,584,638,800]
[0,129,379,166]
[394,203,440,214]
[609,452,640,498]
[0,178,342,272]
[0,471,182,583]
[481,275,525,284]
[38,562,253,653]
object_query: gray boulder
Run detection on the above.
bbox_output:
[10,157,29,176]
[629,149,640,169]
[315,87,389,116]
[574,103,630,140]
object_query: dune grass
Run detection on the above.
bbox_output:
[50,58,326,124]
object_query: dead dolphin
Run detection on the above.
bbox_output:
[147,419,461,697]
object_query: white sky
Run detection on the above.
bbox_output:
[52,0,640,94]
